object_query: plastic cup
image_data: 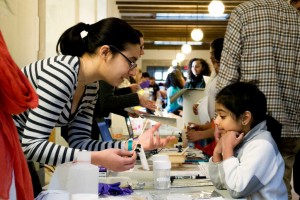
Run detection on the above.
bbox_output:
[111,127,123,139]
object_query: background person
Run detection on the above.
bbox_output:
[186,38,224,156]
[184,58,210,89]
[216,1,300,198]
[164,69,184,116]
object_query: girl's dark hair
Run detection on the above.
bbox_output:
[165,70,184,89]
[215,82,267,129]
[56,17,140,57]
[187,58,210,82]
[210,38,224,63]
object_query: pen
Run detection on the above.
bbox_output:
[170,174,206,183]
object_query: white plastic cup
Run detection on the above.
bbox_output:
[153,160,171,189]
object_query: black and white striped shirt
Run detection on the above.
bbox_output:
[13,55,124,166]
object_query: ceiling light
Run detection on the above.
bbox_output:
[181,43,192,54]
[154,41,202,45]
[172,59,178,66]
[176,52,185,62]
[156,13,228,20]
[208,0,225,17]
[191,28,203,41]
[191,4,204,42]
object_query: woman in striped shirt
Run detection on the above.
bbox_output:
[13,17,174,172]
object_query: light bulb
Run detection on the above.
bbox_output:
[176,52,185,62]
[191,28,203,41]
[181,43,192,54]
[208,0,225,16]
[172,59,178,66]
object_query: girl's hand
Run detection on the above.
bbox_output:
[221,131,244,160]
[222,131,244,149]
[91,149,136,172]
[212,137,223,162]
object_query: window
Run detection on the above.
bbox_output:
[147,66,187,84]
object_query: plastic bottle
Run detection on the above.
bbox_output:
[153,160,171,190]
[67,151,99,197]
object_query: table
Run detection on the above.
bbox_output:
[101,163,246,200]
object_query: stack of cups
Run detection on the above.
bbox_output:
[152,154,171,190]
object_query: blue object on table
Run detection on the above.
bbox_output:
[98,182,133,196]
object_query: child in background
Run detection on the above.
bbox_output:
[164,69,184,115]
[209,82,287,199]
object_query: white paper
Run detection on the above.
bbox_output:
[197,96,211,124]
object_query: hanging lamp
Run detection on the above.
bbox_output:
[208,0,225,16]
[181,26,192,54]
[191,4,204,41]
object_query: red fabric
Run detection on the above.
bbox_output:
[0,31,38,200]
[194,121,216,156]
[195,140,216,157]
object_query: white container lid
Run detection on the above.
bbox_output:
[153,160,171,169]
[152,154,169,162]
[72,193,98,200]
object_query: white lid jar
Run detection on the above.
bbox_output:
[153,161,171,189]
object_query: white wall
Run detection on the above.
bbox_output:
[0,0,39,67]
[44,0,119,57]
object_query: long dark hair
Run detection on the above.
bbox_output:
[56,17,140,57]
[165,69,184,89]
[187,58,210,82]
[210,38,224,63]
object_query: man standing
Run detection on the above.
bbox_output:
[217,0,300,199]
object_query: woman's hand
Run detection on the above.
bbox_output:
[138,123,176,151]
[91,149,136,172]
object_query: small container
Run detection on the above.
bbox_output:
[153,160,171,190]
[72,194,98,200]
[67,152,99,196]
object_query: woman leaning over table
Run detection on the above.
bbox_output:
[13,17,174,172]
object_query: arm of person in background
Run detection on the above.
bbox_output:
[186,128,214,142]
[96,81,140,117]
[115,83,140,95]
[96,81,155,118]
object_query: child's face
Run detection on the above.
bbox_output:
[214,102,243,135]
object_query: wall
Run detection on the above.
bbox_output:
[0,0,38,67]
